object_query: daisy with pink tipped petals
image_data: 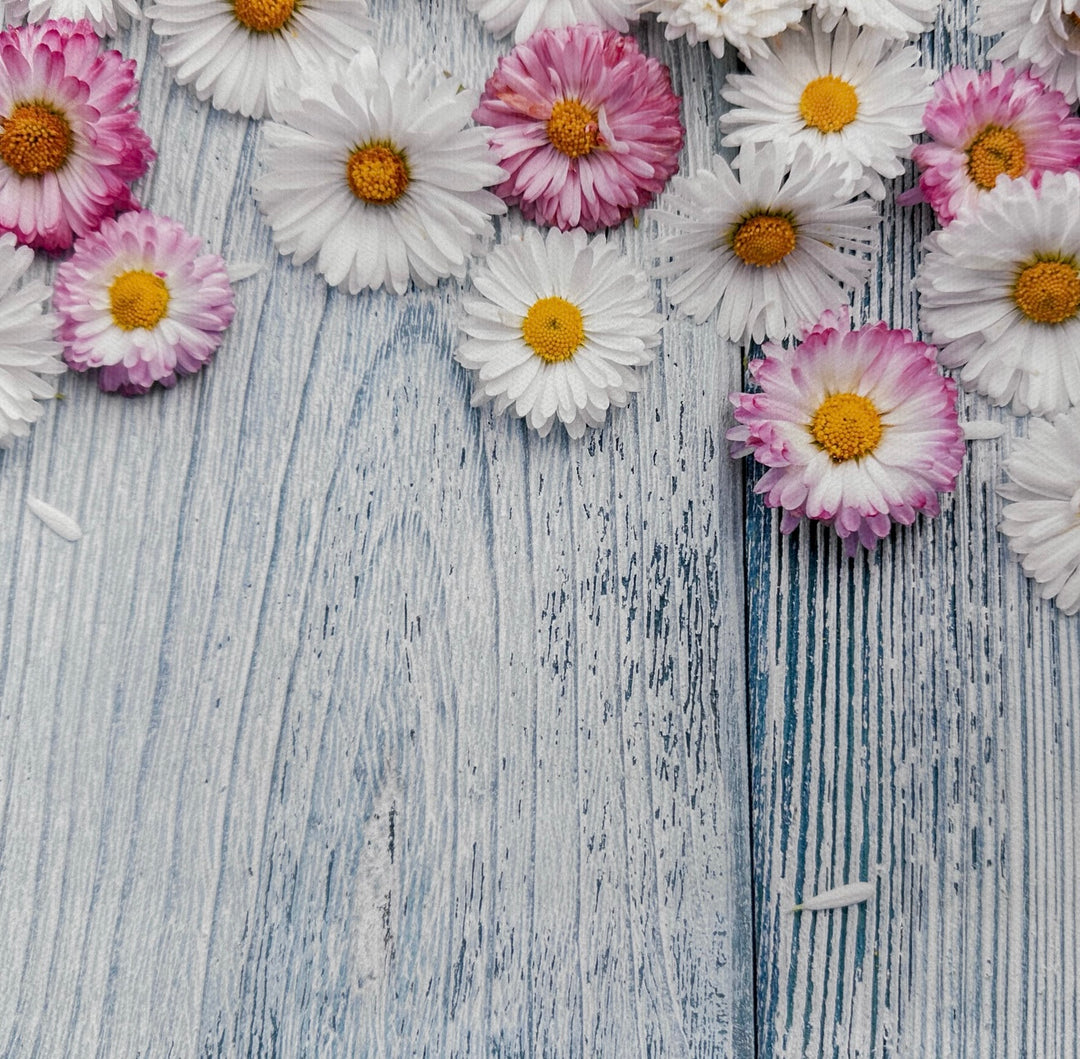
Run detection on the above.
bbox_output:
[467,0,641,42]
[473,23,684,232]
[0,19,153,253]
[728,308,965,554]
[54,210,235,396]
[909,63,1080,224]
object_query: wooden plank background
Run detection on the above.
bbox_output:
[0,1,1076,1056]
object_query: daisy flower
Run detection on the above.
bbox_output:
[53,210,235,395]
[455,226,662,439]
[812,0,941,37]
[720,16,933,201]
[728,308,964,554]
[466,0,641,42]
[0,19,153,253]
[999,408,1080,614]
[976,0,1080,105]
[907,63,1080,224]
[0,232,63,447]
[636,0,809,61]
[254,49,506,296]
[473,24,684,233]
[916,170,1080,417]
[1,0,140,36]
[146,0,373,120]
[650,144,878,346]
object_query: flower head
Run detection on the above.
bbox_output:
[1,0,140,36]
[916,170,1080,417]
[456,226,662,438]
[53,209,235,395]
[999,407,1080,614]
[473,24,684,233]
[650,143,877,345]
[255,49,506,296]
[147,0,373,119]
[909,63,1080,223]
[812,0,941,37]
[720,16,933,200]
[728,308,964,554]
[637,0,809,60]
[466,0,641,42]
[0,232,63,446]
[0,19,153,252]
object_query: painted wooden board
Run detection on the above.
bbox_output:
[0,3,755,1057]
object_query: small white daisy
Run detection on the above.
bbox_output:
[977,0,1080,104]
[649,143,878,346]
[721,17,933,200]
[637,0,809,60]
[0,232,63,447]
[1,0,140,35]
[466,0,641,42]
[254,49,507,297]
[916,170,1080,418]
[812,0,940,37]
[456,227,662,439]
[999,407,1080,614]
[146,0,373,119]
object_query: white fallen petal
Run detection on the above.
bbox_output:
[226,261,263,283]
[26,496,83,541]
[789,880,875,912]
[961,420,1006,440]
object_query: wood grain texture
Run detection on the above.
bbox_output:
[0,4,754,1057]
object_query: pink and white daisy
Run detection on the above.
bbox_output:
[0,0,140,37]
[466,0,642,42]
[907,63,1080,224]
[473,24,684,232]
[53,210,235,395]
[728,308,965,554]
[0,19,153,252]
[812,0,940,38]
[637,0,809,61]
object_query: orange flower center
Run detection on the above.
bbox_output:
[346,143,410,205]
[109,270,171,331]
[0,102,72,176]
[732,214,797,268]
[232,0,295,31]
[546,99,599,159]
[1012,259,1080,324]
[521,296,585,362]
[811,393,883,462]
[966,125,1026,190]
[799,75,859,134]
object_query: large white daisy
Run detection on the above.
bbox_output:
[254,49,507,297]
[977,0,1080,104]
[0,232,63,447]
[999,407,1080,614]
[466,0,641,42]
[1,0,140,35]
[456,227,662,439]
[146,0,373,119]
[638,0,809,60]
[812,0,941,36]
[916,170,1080,418]
[721,17,932,200]
[649,143,878,346]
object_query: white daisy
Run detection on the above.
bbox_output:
[253,49,507,297]
[456,227,662,439]
[466,0,642,42]
[0,232,63,448]
[916,170,1080,418]
[977,0,1080,104]
[146,0,373,119]
[649,143,878,346]
[1,0,140,35]
[720,17,933,200]
[812,0,940,37]
[999,407,1080,614]
[637,0,809,60]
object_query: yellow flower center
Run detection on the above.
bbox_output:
[346,143,409,205]
[232,0,295,31]
[1012,258,1080,324]
[810,392,883,462]
[109,270,170,331]
[521,296,585,363]
[966,124,1026,190]
[0,102,72,176]
[799,75,859,134]
[546,99,599,159]
[732,214,797,268]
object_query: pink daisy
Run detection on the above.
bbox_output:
[473,23,684,232]
[54,209,235,395]
[907,62,1080,224]
[728,308,965,554]
[0,19,153,252]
